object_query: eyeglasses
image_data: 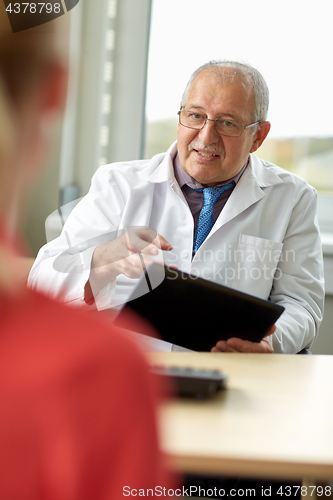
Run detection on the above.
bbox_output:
[177,110,261,138]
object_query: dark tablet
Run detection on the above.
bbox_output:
[116,263,284,352]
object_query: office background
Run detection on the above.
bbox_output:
[23,0,333,354]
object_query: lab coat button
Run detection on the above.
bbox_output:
[181,250,189,259]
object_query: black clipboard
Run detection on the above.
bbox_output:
[115,263,284,352]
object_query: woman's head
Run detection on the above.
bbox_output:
[0,4,64,101]
[0,4,67,216]
[0,4,67,289]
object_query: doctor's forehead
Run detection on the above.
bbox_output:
[185,69,255,117]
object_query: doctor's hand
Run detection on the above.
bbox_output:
[85,228,173,303]
[211,325,276,354]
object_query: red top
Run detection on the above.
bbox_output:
[0,287,174,499]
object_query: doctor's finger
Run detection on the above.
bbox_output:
[127,227,159,248]
[226,337,274,353]
[132,228,173,251]
[212,340,231,352]
[114,253,148,278]
[125,230,156,253]
[152,233,173,251]
[117,253,162,278]
[125,236,158,256]
[264,324,276,337]
[127,234,172,256]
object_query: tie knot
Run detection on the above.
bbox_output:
[202,181,236,206]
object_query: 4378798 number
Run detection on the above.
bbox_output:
[277,485,332,497]
[6,3,61,14]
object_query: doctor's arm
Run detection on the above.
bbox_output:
[28,168,130,306]
[268,188,324,353]
[212,187,324,354]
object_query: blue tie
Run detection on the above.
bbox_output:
[193,181,235,254]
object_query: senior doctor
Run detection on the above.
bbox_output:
[29,60,324,354]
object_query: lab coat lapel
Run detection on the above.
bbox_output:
[147,142,177,184]
[210,154,284,234]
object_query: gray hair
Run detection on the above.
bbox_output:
[181,60,269,123]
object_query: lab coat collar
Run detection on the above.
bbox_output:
[210,153,284,232]
[147,142,178,184]
[248,153,284,188]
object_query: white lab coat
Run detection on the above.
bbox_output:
[29,142,325,353]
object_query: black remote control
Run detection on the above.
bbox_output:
[152,365,227,399]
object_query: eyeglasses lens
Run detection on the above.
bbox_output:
[179,111,243,137]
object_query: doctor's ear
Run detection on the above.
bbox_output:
[250,121,271,153]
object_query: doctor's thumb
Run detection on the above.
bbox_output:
[154,234,173,251]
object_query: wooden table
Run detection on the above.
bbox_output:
[150,352,333,489]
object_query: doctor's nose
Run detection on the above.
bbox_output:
[198,119,221,146]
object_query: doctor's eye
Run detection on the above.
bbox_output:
[221,120,237,128]
[190,113,204,120]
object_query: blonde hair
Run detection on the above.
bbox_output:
[0,4,63,291]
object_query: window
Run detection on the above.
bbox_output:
[145,0,333,235]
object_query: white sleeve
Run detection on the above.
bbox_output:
[269,187,325,353]
[28,167,124,309]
